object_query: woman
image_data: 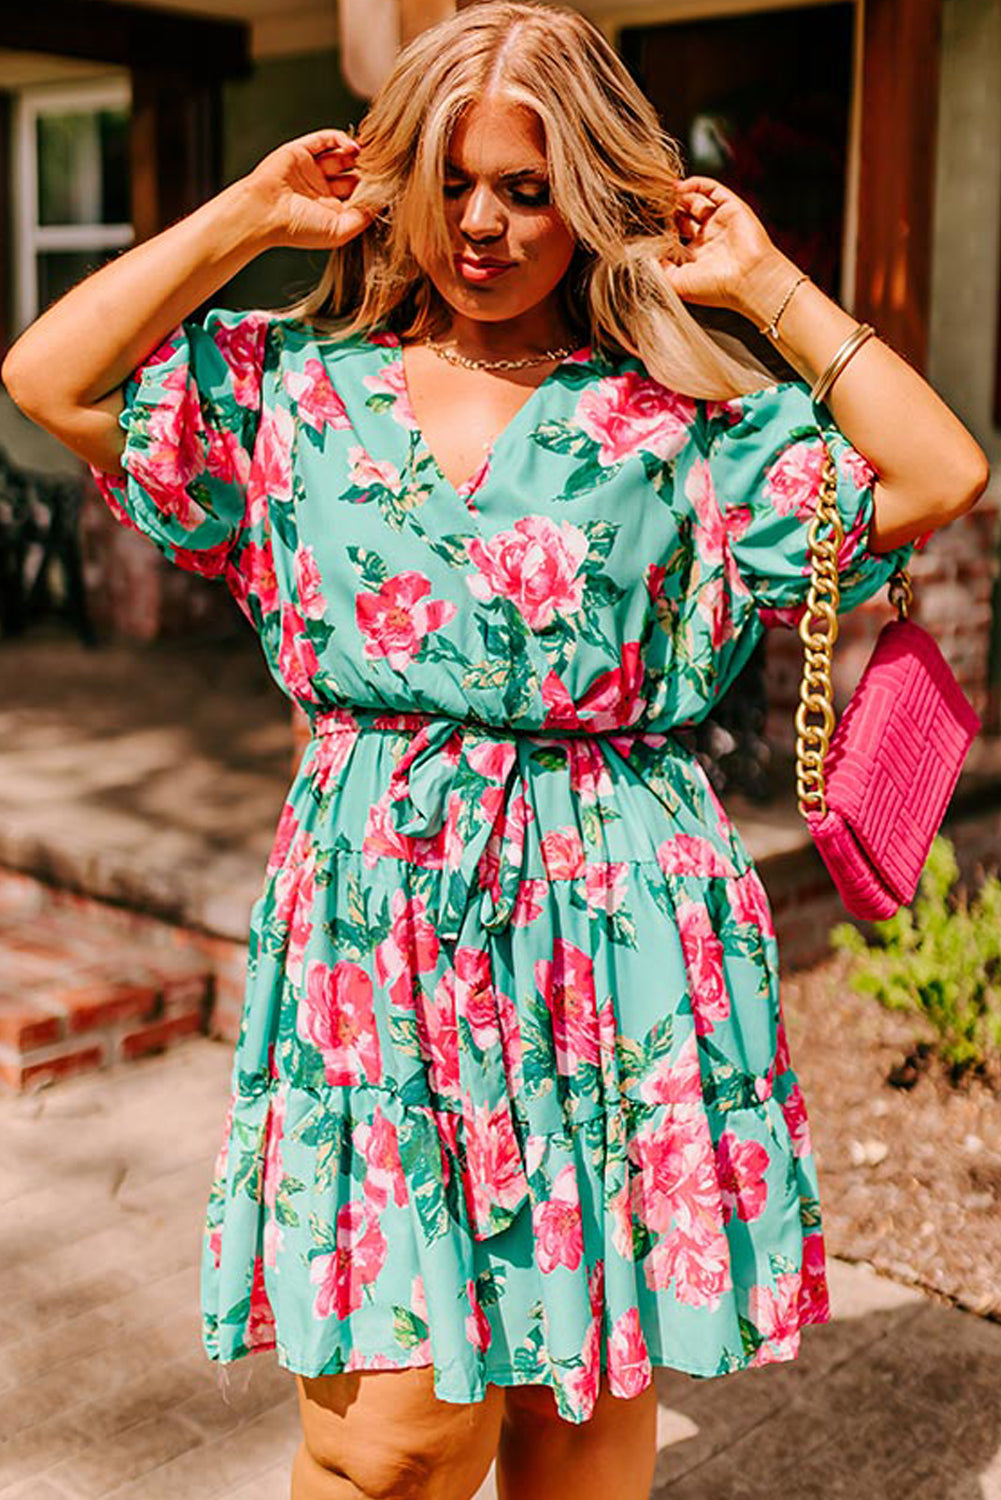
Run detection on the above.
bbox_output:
[2,4,988,1497]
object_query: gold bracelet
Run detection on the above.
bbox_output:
[756,272,810,341]
[810,322,876,404]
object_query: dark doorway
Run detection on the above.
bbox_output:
[620,4,855,301]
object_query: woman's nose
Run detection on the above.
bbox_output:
[459,183,505,238]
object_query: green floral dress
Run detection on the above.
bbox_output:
[88,309,912,1421]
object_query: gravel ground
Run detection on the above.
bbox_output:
[781,950,1001,1322]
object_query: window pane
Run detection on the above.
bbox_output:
[36,247,123,312]
[36,108,129,226]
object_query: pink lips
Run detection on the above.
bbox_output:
[456,256,514,283]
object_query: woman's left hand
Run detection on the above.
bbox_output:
[662,175,782,318]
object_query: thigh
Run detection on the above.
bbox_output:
[498,1375,658,1500]
[292,1364,504,1500]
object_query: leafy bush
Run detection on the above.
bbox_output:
[830,836,1001,1079]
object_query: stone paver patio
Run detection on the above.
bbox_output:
[2,1037,1000,1498]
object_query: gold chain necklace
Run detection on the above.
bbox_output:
[424,339,576,371]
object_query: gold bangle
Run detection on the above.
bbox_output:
[756,272,810,341]
[810,323,876,404]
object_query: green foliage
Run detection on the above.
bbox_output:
[830,836,1001,1076]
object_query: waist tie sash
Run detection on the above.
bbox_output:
[305,706,652,1241]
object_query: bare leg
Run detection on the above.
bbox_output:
[496,1375,658,1500]
[290,1366,504,1500]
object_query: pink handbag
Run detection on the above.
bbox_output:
[794,442,981,921]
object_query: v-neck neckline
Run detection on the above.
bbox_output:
[373,332,591,504]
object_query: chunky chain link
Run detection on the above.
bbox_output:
[795,444,843,821]
[794,437,913,822]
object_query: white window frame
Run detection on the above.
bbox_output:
[11,76,133,338]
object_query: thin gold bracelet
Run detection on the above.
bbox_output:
[810,322,876,404]
[756,272,810,341]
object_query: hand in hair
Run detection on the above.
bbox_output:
[242,128,375,252]
[663,175,779,318]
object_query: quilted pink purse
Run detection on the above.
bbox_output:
[794,441,980,920]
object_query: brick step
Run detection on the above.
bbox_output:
[0,884,216,1091]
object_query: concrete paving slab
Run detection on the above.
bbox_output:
[1,1037,999,1499]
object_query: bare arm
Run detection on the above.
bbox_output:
[668,176,991,552]
[735,249,990,551]
[0,127,370,476]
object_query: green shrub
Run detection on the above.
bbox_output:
[830,836,1001,1078]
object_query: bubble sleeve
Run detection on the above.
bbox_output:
[704,376,915,629]
[87,308,270,579]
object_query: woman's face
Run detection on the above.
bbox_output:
[423,96,577,332]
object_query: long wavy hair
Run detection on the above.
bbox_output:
[275,0,780,399]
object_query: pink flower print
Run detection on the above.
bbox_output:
[780,1082,812,1158]
[566,740,613,803]
[412,1273,428,1322]
[310,721,360,794]
[645,1224,732,1310]
[465,1278,492,1352]
[774,1015,793,1076]
[310,1201,388,1320]
[463,738,516,783]
[363,359,418,428]
[639,1029,703,1107]
[656,833,737,879]
[584,862,628,916]
[211,312,268,410]
[374,889,441,1009]
[299,959,382,1086]
[476,791,534,909]
[273,825,314,923]
[248,402,294,510]
[262,1085,287,1210]
[465,516,589,631]
[715,1130,770,1223]
[422,972,461,1100]
[462,1099,528,1233]
[540,669,581,730]
[284,358,351,433]
[206,424,252,492]
[363,789,442,870]
[532,1163,584,1273]
[628,1111,721,1236]
[726,869,775,938]
[576,641,646,731]
[607,1183,634,1259]
[675,900,731,1036]
[494,984,525,1094]
[541,826,586,880]
[246,1256,277,1350]
[608,1308,652,1400]
[233,539,280,615]
[354,1106,408,1212]
[355,572,457,671]
[696,574,735,653]
[563,1282,602,1419]
[510,878,547,928]
[456,451,492,504]
[748,1271,803,1364]
[278,602,321,703]
[799,1231,830,1324]
[453,946,500,1050]
[207,1226,223,1269]
[646,561,668,601]
[267,802,299,877]
[535,939,600,1072]
[576,372,697,467]
[839,444,876,491]
[686,456,728,569]
[294,544,326,619]
[766,437,824,520]
[263,1218,284,1269]
[347,445,402,494]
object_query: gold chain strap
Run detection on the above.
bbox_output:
[794,438,912,821]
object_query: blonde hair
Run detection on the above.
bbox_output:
[275,0,779,399]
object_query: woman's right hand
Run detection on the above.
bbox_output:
[242,128,376,251]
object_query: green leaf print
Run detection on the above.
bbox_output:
[291,1103,347,1151]
[388,1009,423,1058]
[221,1294,252,1327]
[346,546,388,590]
[738,1313,766,1361]
[475,1267,508,1307]
[308,1210,338,1254]
[529,746,571,773]
[393,1306,430,1350]
[559,459,617,501]
[422,633,469,666]
[275,1177,306,1227]
[800,1194,823,1231]
[769,1252,797,1278]
[697,1036,761,1116]
[579,517,619,564]
[269,499,299,552]
[530,419,595,457]
[426,532,472,567]
[640,452,677,495]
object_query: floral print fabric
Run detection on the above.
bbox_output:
[89,310,912,1420]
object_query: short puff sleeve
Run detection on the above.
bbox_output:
[706,376,914,625]
[88,307,269,578]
